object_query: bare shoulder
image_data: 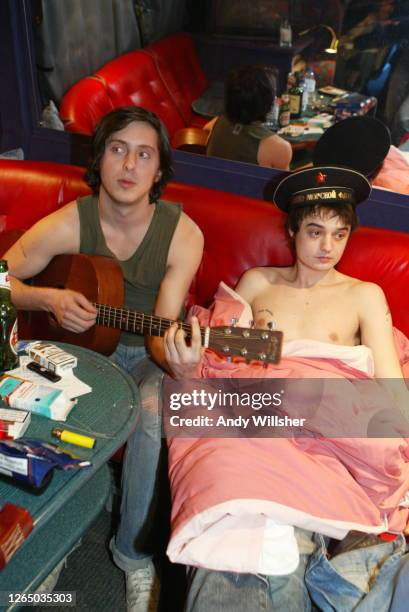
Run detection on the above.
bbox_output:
[258,133,292,170]
[350,280,389,320]
[21,200,79,250]
[5,200,80,278]
[236,266,279,302]
[178,210,203,236]
[351,279,387,302]
[167,211,204,269]
[172,211,204,248]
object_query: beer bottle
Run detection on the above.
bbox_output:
[289,81,303,119]
[0,260,18,372]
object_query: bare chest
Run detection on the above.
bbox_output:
[252,286,360,345]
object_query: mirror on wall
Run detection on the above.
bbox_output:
[31,0,409,152]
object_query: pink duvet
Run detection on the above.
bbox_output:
[166,283,409,575]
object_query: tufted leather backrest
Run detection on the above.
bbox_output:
[95,50,186,138]
[145,34,208,125]
[59,34,209,137]
[60,77,114,135]
[60,49,188,138]
[1,160,408,337]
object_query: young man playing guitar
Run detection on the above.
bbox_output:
[5,106,204,612]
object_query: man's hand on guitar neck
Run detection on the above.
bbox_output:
[164,316,204,379]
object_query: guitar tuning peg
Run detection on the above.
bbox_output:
[267,321,277,331]
[230,317,238,327]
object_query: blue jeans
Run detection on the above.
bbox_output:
[109,343,166,572]
[390,552,409,612]
[185,530,406,612]
[305,533,406,612]
[185,528,313,612]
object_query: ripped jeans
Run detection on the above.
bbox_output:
[185,529,407,612]
[306,532,406,611]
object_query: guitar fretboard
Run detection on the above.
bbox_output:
[95,303,198,339]
[94,303,282,364]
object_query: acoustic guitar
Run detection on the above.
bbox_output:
[22,253,282,363]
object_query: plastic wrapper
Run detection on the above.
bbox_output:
[0,438,91,490]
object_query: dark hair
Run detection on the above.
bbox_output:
[225,65,276,124]
[85,106,173,202]
[285,203,359,234]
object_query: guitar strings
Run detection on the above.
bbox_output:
[94,304,273,340]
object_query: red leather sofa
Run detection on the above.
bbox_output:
[59,34,208,140]
[1,159,409,341]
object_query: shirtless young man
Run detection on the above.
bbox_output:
[5,106,204,612]
[164,166,409,611]
[165,166,407,407]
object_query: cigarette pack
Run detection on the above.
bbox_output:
[0,501,33,569]
[25,342,77,375]
[0,408,31,439]
[0,375,76,421]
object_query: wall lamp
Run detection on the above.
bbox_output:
[298,24,339,54]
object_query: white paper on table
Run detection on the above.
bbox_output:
[8,356,92,399]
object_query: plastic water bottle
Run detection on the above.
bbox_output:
[304,68,316,110]
[280,18,292,47]
[265,97,280,130]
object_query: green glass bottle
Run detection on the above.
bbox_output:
[289,82,304,119]
[0,259,18,372]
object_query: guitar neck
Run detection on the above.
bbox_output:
[95,303,197,339]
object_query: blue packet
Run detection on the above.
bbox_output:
[0,438,91,490]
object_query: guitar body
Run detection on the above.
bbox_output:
[28,254,124,355]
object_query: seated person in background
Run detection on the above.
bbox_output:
[4,106,204,612]
[313,115,409,194]
[206,65,292,170]
[163,167,409,611]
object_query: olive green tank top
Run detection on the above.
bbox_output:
[77,195,182,346]
[207,115,272,165]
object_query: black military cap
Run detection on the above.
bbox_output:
[273,166,371,213]
[312,116,391,177]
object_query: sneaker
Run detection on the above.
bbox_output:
[126,561,160,612]
[35,557,66,593]
[35,539,82,594]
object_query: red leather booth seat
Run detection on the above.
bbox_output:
[60,34,208,139]
[0,160,408,339]
[145,34,208,129]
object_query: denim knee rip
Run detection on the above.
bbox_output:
[305,532,406,612]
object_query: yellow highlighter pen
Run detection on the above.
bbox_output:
[52,428,96,449]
